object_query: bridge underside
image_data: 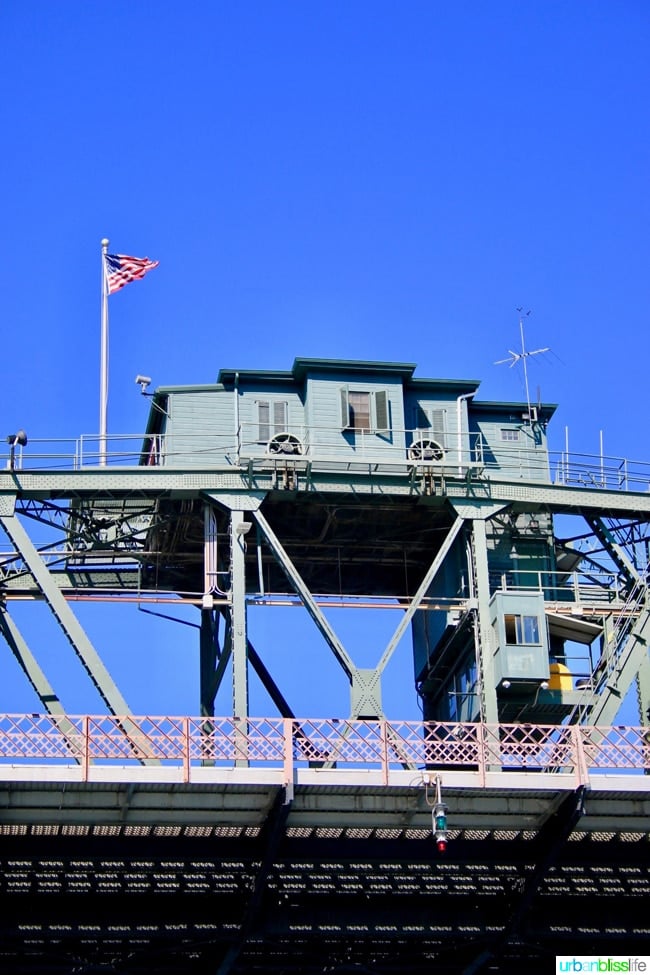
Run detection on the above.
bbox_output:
[0,769,649,975]
[1,823,649,974]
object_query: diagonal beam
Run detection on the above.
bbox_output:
[252,508,356,679]
[247,640,296,718]
[0,607,85,764]
[586,602,650,726]
[0,513,132,716]
[376,515,464,674]
[0,606,68,715]
[586,516,642,585]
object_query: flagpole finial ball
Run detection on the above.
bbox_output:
[101,238,110,248]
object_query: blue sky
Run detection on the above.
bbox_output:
[0,2,648,720]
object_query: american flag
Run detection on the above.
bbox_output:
[104,253,159,294]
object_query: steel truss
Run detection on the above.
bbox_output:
[0,464,649,730]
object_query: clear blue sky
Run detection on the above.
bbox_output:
[0,1,648,720]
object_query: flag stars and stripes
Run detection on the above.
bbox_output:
[104,253,159,294]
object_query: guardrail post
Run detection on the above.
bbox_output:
[183,716,190,783]
[571,725,590,787]
[82,715,90,782]
[283,718,294,802]
[477,723,487,787]
[380,719,389,786]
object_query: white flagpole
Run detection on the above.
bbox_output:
[99,237,109,466]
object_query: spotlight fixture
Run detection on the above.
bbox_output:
[6,430,27,470]
[135,375,152,394]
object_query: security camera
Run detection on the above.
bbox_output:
[135,375,152,393]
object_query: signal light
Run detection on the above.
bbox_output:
[433,801,448,854]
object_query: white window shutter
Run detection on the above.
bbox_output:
[273,401,288,434]
[430,408,447,447]
[258,401,270,442]
[340,387,350,428]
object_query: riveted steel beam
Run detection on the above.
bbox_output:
[252,508,356,680]
[376,514,465,675]
[0,606,66,716]
[0,513,132,716]
[586,515,643,585]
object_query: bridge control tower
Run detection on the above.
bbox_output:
[5,356,645,731]
[2,357,650,975]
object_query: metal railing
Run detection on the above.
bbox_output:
[0,714,647,784]
[3,431,650,494]
[489,567,627,606]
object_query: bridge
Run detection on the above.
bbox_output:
[1,356,650,973]
[1,714,649,973]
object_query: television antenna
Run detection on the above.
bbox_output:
[495,308,550,423]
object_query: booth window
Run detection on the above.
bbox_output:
[504,613,541,645]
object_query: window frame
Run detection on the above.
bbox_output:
[504,613,542,646]
[256,399,289,443]
[340,387,390,435]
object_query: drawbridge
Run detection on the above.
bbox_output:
[0,357,649,973]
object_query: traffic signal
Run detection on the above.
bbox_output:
[433,802,448,853]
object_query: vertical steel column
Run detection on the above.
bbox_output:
[199,608,217,717]
[471,518,499,726]
[229,509,249,720]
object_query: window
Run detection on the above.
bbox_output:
[504,614,541,645]
[340,389,390,434]
[348,392,371,431]
[257,400,288,442]
[501,428,520,442]
[412,406,447,447]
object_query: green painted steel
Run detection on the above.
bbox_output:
[1,358,649,733]
[0,513,133,717]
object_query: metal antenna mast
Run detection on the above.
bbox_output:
[495,309,550,422]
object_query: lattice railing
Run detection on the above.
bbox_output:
[0,715,647,783]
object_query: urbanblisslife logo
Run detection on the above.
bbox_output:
[556,959,649,973]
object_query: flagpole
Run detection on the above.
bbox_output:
[99,237,109,467]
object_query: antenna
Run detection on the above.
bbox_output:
[495,309,550,424]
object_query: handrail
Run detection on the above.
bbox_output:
[0,714,647,783]
[3,432,650,494]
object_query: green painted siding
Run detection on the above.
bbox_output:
[162,389,234,467]
[237,384,304,455]
[304,371,406,458]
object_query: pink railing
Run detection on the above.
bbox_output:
[0,714,647,785]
